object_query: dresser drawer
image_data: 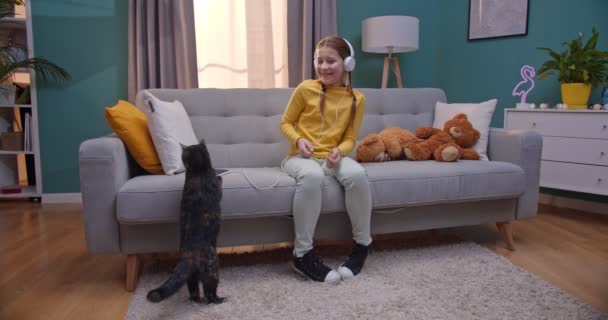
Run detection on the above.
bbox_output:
[540,161,608,195]
[543,136,608,166]
[506,111,608,139]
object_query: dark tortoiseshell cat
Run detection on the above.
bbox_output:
[147,141,225,304]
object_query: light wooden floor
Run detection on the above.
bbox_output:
[0,200,607,319]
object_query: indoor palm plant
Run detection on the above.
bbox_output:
[0,0,70,85]
[537,27,608,109]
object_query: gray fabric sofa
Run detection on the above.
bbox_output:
[79,87,542,291]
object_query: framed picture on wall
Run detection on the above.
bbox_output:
[468,0,529,40]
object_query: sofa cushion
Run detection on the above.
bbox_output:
[117,167,348,224]
[117,161,525,224]
[103,100,163,174]
[143,92,199,175]
[432,99,497,161]
[364,160,525,209]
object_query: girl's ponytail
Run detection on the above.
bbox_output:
[347,73,356,127]
[319,82,327,118]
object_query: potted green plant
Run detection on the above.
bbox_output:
[0,0,70,85]
[537,27,608,109]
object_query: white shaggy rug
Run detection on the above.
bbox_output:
[125,243,606,320]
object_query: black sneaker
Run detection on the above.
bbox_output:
[293,250,340,283]
[337,242,370,280]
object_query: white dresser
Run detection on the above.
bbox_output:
[504,109,608,196]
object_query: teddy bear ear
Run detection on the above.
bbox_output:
[454,113,468,120]
[362,134,379,145]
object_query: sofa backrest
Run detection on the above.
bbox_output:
[136,87,446,168]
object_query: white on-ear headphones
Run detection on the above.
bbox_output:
[342,38,356,72]
[313,37,356,72]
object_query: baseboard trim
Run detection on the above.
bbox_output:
[539,193,608,215]
[42,193,82,204]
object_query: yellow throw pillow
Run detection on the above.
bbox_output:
[104,100,164,174]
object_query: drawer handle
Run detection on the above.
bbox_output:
[599,178,603,183]
[532,122,536,127]
[603,124,607,130]
[602,152,606,157]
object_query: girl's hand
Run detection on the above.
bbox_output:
[297,138,314,158]
[326,148,341,169]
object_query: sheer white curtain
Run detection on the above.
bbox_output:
[194,0,288,88]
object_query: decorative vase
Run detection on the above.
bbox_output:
[561,83,591,109]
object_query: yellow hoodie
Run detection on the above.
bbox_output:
[280,79,366,159]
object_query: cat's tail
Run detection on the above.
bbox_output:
[146,258,192,303]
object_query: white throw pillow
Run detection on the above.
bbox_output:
[432,99,497,161]
[143,92,198,174]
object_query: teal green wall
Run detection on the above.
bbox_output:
[339,0,608,127]
[436,0,608,204]
[339,0,608,203]
[338,0,444,89]
[33,0,608,205]
[438,0,608,128]
[32,0,127,193]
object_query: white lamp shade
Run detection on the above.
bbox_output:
[362,15,419,53]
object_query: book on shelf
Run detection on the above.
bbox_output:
[1,185,22,194]
[18,109,36,186]
[23,112,30,151]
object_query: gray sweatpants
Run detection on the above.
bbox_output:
[282,155,372,257]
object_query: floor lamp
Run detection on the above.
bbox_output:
[362,16,419,88]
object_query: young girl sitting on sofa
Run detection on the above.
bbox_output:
[279,36,372,283]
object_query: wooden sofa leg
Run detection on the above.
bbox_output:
[496,222,515,251]
[126,254,142,292]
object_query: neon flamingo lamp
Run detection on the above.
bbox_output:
[512,65,536,108]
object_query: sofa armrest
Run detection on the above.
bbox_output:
[487,128,543,219]
[79,135,134,253]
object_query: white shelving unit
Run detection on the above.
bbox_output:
[0,1,42,201]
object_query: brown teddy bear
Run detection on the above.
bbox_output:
[355,133,388,162]
[355,126,417,162]
[403,113,480,162]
